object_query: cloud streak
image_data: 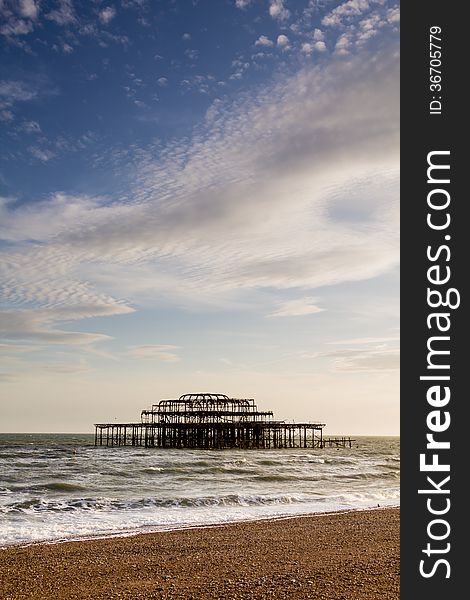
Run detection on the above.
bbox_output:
[324,347,399,372]
[267,297,325,318]
[128,345,180,362]
[0,302,133,345]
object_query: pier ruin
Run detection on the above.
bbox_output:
[94,393,353,449]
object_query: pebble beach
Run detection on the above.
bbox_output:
[0,507,399,600]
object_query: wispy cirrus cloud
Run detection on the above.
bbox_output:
[128,345,180,362]
[0,309,110,346]
[0,0,38,36]
[301,335,399,372]
[46,0,77,26]
[329,335,399,345]
[19,119,41,133]
[0,43,398,348]
[0,80,38,104]
[267,297,325,318]
[303,333,400,372]
[28,146,55,162]
[0,302,133,345]
[0,17,33,36]
[0,77,57,123]
[323,347,399,372]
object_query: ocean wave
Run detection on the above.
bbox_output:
[2,493,308,515]
[253,474,304,482]
[42,482,88,492]
[98,469,136,479]
[3,481,89,494]
[0,435,400,547]
[323,457,357,465]
[141,467,163,474]
[332,471,400,481]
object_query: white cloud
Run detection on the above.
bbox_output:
[99,6,116,24]
[0,304,131,346]
[276,34,289,47]
[235,0,251,8]
[386,6,400,24]
[28,146,55,162]
[229,59,250,80]
[268,297,325,318]
[269,0,290,21]
[0,109,14,121]
[324,347,399,372]
[0,45,399,347]
[322,0,386,28]
[329,336,399,345]
[312,28,324,41]
[303,40,326,54]
[322,0,368,27]
[255,35,273,47]
[128,345,180,362]
[182,32,191,41]
[313,329,400,372]
[157,76,168,87]
[46,0,76,26]
[19,0,39,20]
[0,80,37,103]
[0,0,39,37]
[335,33,351,54]
[0,18,33,36]
[185,48,199,61]
[0,342,39,353]
[20,119,41,133]
[180,73,215,93]
[359,13,382,32]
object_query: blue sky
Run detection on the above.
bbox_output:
[0,0,399,434]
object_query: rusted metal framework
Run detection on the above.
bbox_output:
[141,393,274,424]
[94,393,353,449]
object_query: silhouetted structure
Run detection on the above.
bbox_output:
[94,393,353,449]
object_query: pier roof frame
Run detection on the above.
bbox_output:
[141,392,274,425]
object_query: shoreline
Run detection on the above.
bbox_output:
[0,506,399,599]
[1,503,399,550]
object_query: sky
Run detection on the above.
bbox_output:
[0,0,400,435]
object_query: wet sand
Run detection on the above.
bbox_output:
[0,507,399,600]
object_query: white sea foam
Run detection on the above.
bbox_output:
[0,434,399,547]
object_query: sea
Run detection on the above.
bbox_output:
[0,434,399,547]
